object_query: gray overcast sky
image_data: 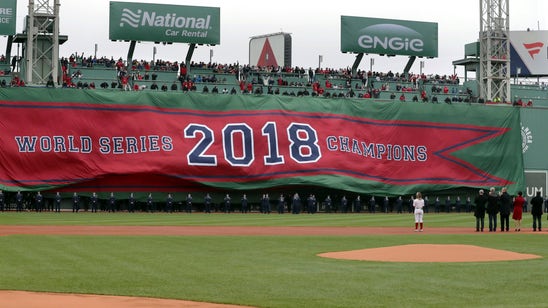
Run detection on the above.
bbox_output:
[2,0,547,76]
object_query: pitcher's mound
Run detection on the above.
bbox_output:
[318,244,541,262]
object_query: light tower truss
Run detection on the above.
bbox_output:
[25,0,60,85]
[479,0,511,102]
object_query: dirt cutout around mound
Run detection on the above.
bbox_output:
[318,244,542,262]
[0,291,254,308]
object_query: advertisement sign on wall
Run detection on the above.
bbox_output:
[510,30,548,76]
[0,0,16,36]
[341,15,438,57]
[109,1,220,45]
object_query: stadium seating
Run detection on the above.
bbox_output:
[5,55,548,106]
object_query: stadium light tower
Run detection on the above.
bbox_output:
[24,0,61,85]
[479,0,511,103]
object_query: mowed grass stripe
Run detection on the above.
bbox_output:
[0,234,546,308]
[0,212,492,227]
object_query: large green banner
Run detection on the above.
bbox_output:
[0,0,16,36]
[341,15,438,57]
[520,107,548,170]
[0,88,523,195]
[109,1,220,45]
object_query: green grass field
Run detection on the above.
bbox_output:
[1,212,546,308]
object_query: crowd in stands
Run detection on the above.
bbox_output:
[0,52,541,106]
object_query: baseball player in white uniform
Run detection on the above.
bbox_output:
[413,192,425,232]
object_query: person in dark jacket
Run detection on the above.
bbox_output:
[147,193,154,213]
[278,194,285,214]
[340,196,347,213]
[240,194,248,214]
[474,189,488,232]
[223,194,231,213]
[499,187,512,232]
[166,193,173,213]
[35,192,44,212]
[16,191,23,212]
[90,192,98,213]
[354,196,361,213]
[128,193,136,213]
[185,193,192,213]
[109,192,117,212]
[54,192,62,212]
[292,193,301,214]
[530,191,544,231]
[0,190,4,212]
[72,192,80,212]
[486,187,499,232]
[204,193,212,213]
[369,196,376,213]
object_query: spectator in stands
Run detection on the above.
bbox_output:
[171,83,178,91]
[121,73,130,91]
[390,92,396,100]
[180,64,187,80]
[150,82,158,90]
[11,56,17,72]
[46,74,55,88]
[399,93,406,102]
[346,89,355,98]
[513,97,523,106]
[11,75,25,87]
[71,70,82,80]
[308,68,314,83]
[161,84,168,91]
[115,58,124,71]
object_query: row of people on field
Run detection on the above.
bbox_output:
[473,188,545,232]
[1,190,547,218]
